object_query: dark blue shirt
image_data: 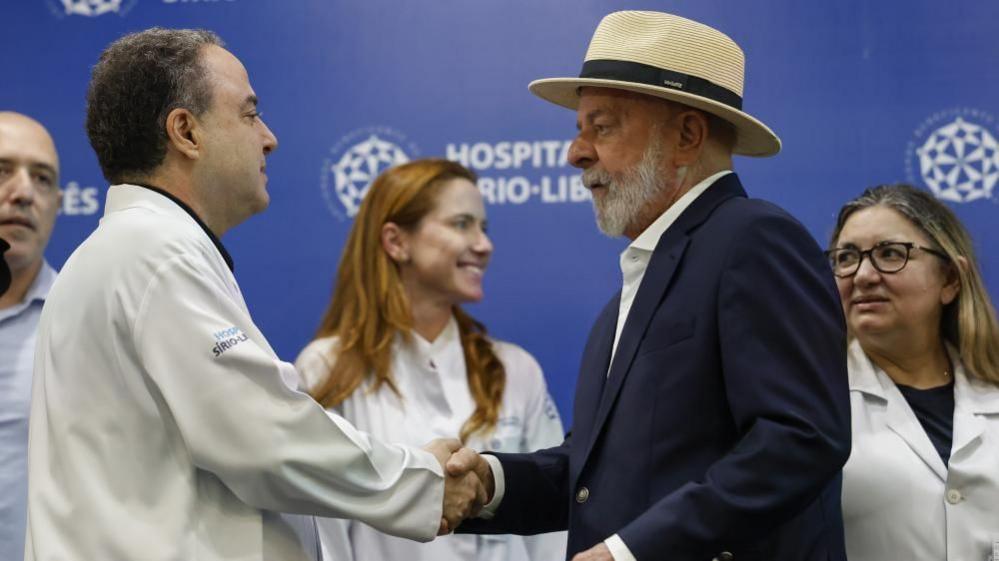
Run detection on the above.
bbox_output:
[897,380,955,466]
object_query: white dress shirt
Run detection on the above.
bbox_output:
[483,170,730,561]
[610,170,730,361]
[296,317,567,561]
[26,185,446,561]
[842,339,999,561]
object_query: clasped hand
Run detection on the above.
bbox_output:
[423,438,495,535]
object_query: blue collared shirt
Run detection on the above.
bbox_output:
[1,262,56,561]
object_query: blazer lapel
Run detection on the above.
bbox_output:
[580,174,745,466]
[571,296,619,468]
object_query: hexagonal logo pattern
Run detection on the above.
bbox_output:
[50,0,133,16]
[907,108,999,204]
[320,127,419,221]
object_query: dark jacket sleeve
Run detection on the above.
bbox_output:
[458,436,572,535]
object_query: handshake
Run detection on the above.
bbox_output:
[423,438,496,535]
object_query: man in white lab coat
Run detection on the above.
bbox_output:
[25,28,484,561]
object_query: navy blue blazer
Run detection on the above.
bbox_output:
[461,174,851,560]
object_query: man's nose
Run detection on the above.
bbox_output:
[567,135,596,169]
[1,168,36,206]
[260,119,278,155]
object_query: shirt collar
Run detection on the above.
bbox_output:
[23,260,56,304]
[409,315,460,358]
[628,170,732,253]
[0,261,56,321]
[108,183,234,271]
[0,260,56,321]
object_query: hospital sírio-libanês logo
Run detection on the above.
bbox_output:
[906,108,999,203]
[320,126,418,221]
[47,0,137,17]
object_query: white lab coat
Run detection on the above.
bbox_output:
[295,319,567,561]
[25,185,445,561]
[842,339,999,561]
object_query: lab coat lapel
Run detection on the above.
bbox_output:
[883,390,948,481]
[849,342,948,481]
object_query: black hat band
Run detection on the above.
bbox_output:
[579,59,743,110]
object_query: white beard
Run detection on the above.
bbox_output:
[582,134,683,237]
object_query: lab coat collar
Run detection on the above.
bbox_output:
[848,338,999,414]
[106,184,234,272]
[846,339,888,400]
[954,361,999,415]
[408,315,460,359]
[847,339,948,479]
[848,338,999,479]
[396,316,461,417]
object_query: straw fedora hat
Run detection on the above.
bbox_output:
[529,11,781,157]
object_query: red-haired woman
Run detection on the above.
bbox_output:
[295,158,566,561]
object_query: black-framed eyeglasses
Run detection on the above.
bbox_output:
[825,242,949,278]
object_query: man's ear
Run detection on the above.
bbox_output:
[381,222,410,264]
[672,110,709,167]
[164,108,202,161]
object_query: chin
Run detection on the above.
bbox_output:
[251,193,270,213]
[1,248,41,275]
[456,287,485,303]
[850,320,893,339]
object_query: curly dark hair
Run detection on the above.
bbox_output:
[85,28,222,184]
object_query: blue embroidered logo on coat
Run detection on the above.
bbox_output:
[212,326,249,358]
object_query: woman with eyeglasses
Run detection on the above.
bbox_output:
[828,184,999,561]
[295,158,566,561]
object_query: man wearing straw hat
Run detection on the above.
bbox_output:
[453,11,850,561]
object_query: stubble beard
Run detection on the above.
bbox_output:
[582,135,671,238]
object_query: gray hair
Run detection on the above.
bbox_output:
[85,28,223,184]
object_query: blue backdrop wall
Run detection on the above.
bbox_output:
[4,0,998,426]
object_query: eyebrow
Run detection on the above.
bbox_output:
[835,239,909,250]
[241,95,259,111]
[447,212,488,226]
[32,162,59,178]
[576,108,609,131]
[0,157,58,178]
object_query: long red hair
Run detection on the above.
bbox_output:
[310,159,506,441]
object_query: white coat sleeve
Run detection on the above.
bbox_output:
[511,349,568,561]
[131,251,444,542]
[294,340,357,561]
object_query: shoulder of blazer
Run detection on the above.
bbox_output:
[654,173,747,247]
